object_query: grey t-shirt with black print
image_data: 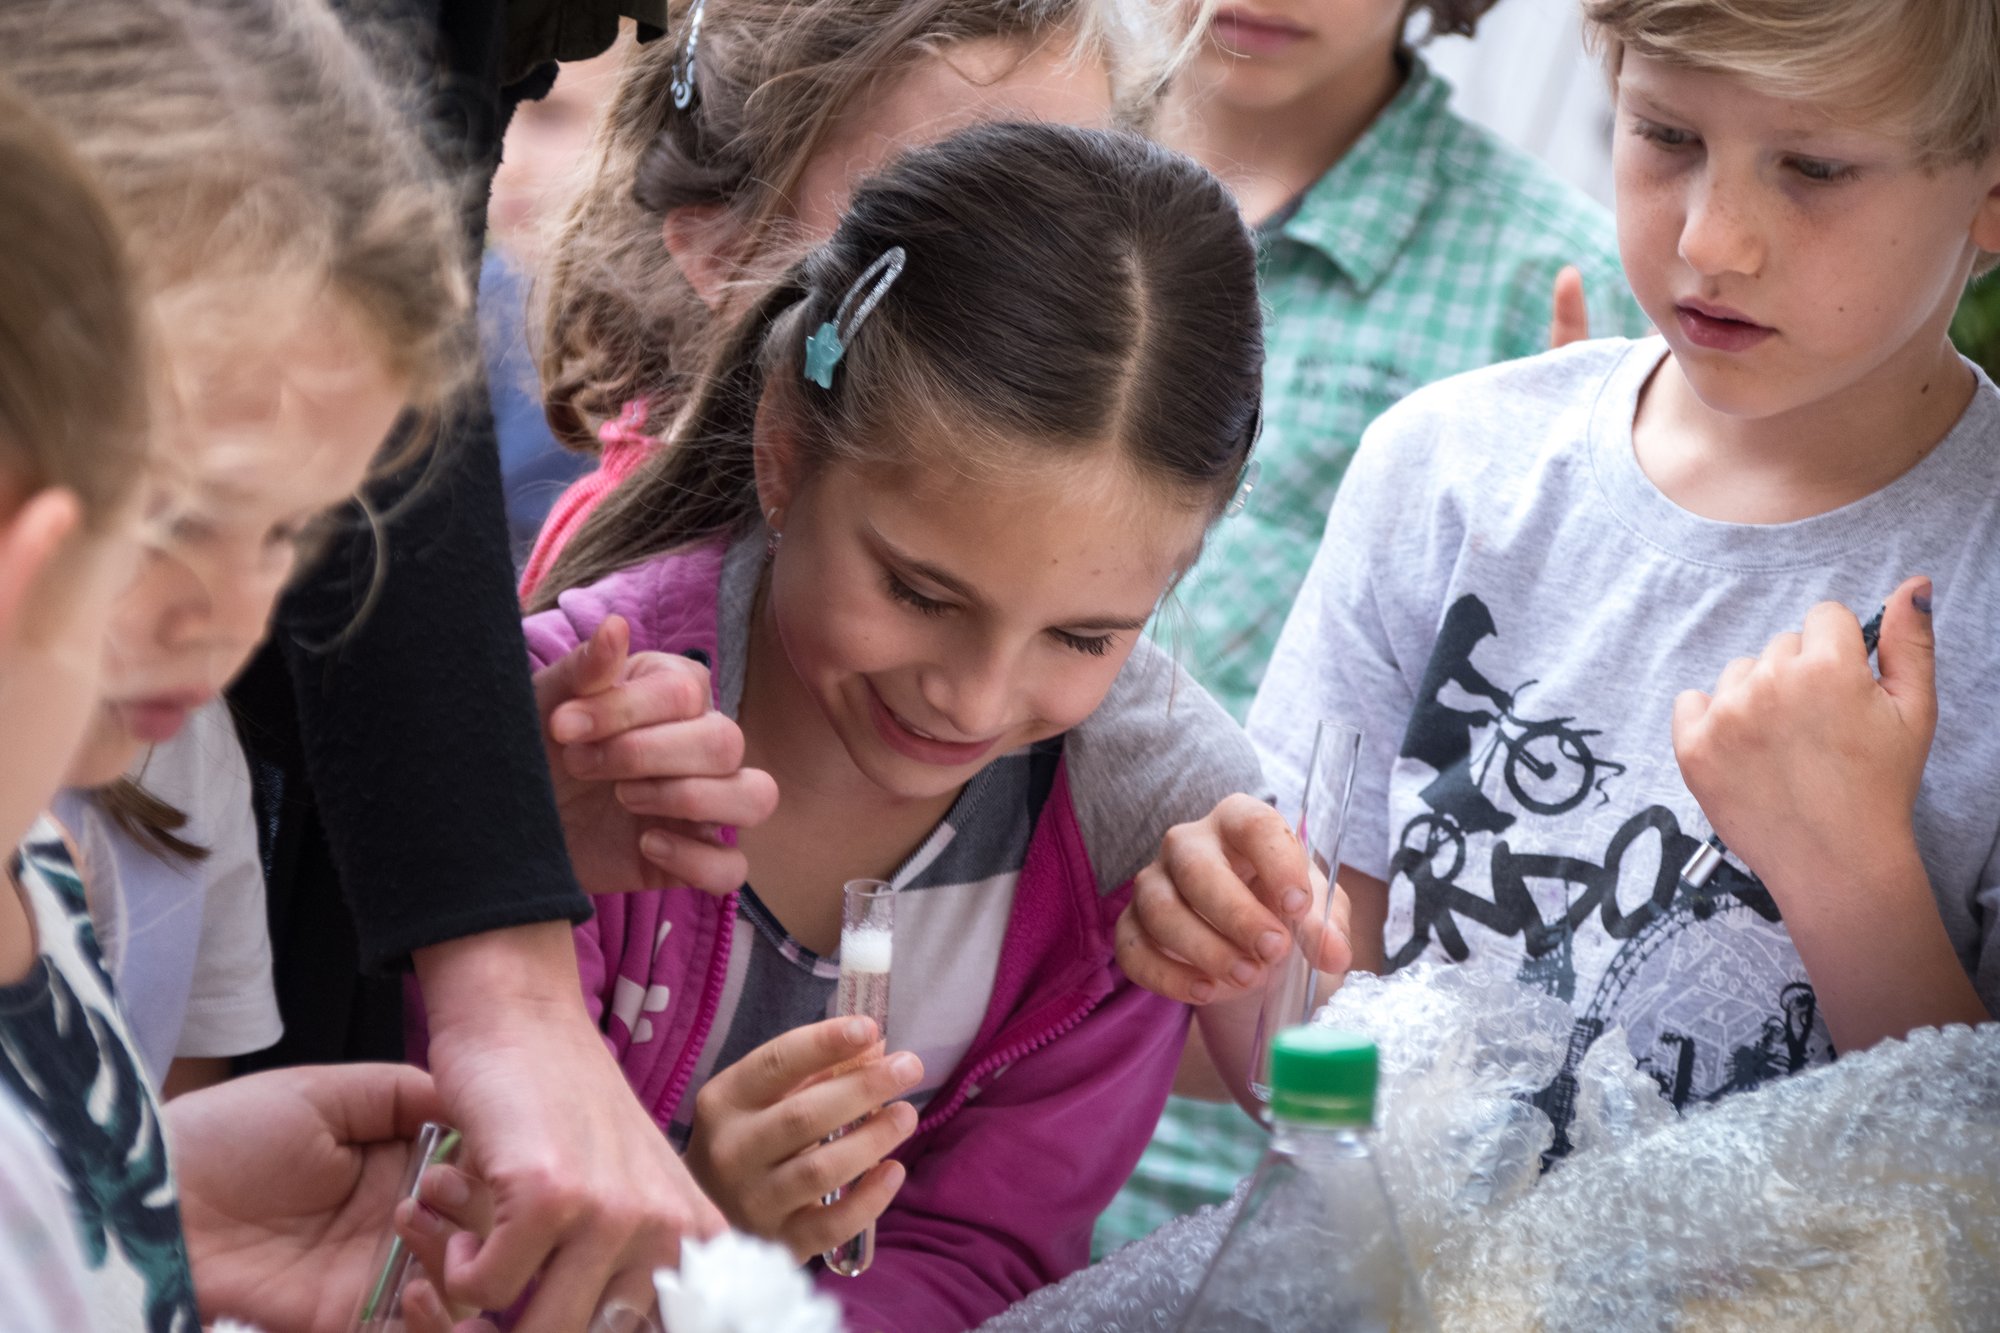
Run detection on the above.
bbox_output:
[1250,337,2000,1147]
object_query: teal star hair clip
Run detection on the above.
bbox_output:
[804,246,907,391]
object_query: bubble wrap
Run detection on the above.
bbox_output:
[976,966,2000,1332]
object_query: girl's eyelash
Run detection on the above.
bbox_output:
[885,569,1114,656]
[1054,629,1113,658]
[885,571,951,617]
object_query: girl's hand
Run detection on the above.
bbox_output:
[535,615,780,896]
[684,1017,923,1264]
[1117,793,1353,1006]
[1673,575,1936,898]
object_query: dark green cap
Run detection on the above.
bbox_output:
[1268,1028,1377,1126]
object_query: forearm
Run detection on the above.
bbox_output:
[1766,840,1990,1052]
[414,920,592,1035]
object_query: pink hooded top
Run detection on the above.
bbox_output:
[521,536,1265,1331]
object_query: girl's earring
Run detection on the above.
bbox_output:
[765,506,783,558]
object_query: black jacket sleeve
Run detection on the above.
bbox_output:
[239,0,598,990]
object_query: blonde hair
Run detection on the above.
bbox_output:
[536,0,1195,454]
[0,0,475,859]
[0,79,148,532]
[1583,0,2000,167]
[0,0,473,421]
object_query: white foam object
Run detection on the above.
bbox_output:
[978,964,2000,1331]
[839,926,893,975]
[653,1231,844,1333]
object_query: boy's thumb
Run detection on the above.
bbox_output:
[1877,575,1936,716]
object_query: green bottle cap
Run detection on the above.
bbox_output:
[1268,1028,1377,1126]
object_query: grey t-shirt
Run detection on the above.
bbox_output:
[1250,337,2000,1144]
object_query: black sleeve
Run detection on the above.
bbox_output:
[240,0,589,984]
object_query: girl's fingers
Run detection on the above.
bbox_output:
[556,644,712,748]
[636,828,748,895]
[713,1017,881,1110]
[615,770,779,826]
[1114,904,1219,1004]
[1129,862,1265,992]
[1213,796,1312,923]
[780,1159,907,1264]
[399,1274,497,1333]
[566,702,740,781]
[1157,798,1299,963]
[542,617,633,742]
[767,1101,917,1216]
[749,1053,923,1156]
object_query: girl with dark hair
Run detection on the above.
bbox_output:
[524,121,1335,1330]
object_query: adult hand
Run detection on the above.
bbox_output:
[1117,793,1352,1006]
[685,1016,920,1263]
[1549,264,1591,349]
[416,923,727,1333]
[535,614,779,896]
[169,1063,492,1333]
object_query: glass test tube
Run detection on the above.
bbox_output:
[823,878,897,1277]
[350,1122,462,1332]
[1249,718,1363,1108]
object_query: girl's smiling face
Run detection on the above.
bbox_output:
[66,299,408,787]
[757,443,1209,803]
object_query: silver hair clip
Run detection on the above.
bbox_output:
[670,0,706,111]
[1225,459,1261,519]
[804,246,908,390]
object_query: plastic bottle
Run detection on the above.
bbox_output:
[1174,1028,1434,1333]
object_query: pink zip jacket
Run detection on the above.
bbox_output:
[522,539,1232,1332]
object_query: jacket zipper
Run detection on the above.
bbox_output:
[915,985,1105,1138]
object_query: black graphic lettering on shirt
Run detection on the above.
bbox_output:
[1388,594,1825,1149]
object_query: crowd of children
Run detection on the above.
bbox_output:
[0,0,1993,1330]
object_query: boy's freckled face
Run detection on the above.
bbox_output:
[1613,54,1998,423]
[65,306,406,787]
[1189,1,1407,110]
[765,451,1207,803]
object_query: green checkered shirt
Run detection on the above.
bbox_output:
[1164,56,1649,723]
[1099,58,1649,1260]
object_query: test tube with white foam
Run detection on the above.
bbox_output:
[824,878,897,1277]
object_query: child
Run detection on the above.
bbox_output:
[1123,0,2000,1156]
[526,122,1289,1331]
[519,0,1184,594]
[1101,0,1652,1254]
[0,77,160,1324]
[0,0,467,1118]
[0,73,483,1333]
[1163,0,1650,721]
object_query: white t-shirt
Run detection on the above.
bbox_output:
[1251,338,2000,1149]
[53,699,281,1084]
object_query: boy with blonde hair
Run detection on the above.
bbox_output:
[1120,0,2000,1152]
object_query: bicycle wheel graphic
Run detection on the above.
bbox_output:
[1504,720,1607,815]
[1396,812,1466,884]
